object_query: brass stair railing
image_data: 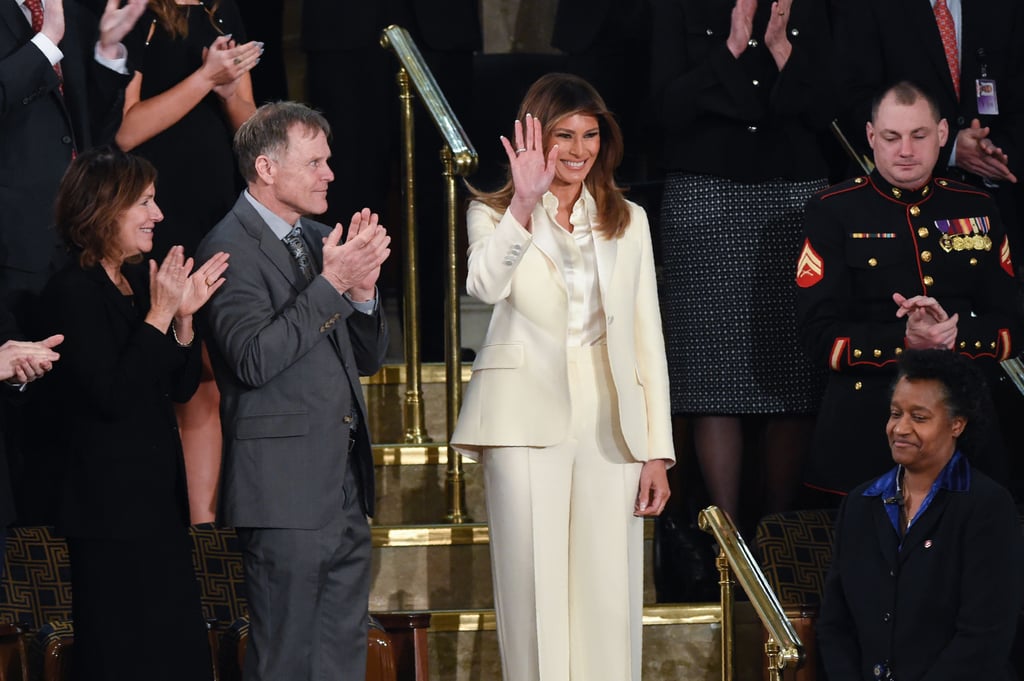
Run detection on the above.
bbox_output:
[698,506,804,681]
[380,25,478,523]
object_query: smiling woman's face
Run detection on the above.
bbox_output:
[111,183,163,261]
[546,113,600,193]
[886,376,965,476]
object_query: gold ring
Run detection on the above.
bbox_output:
[206,278,215,286]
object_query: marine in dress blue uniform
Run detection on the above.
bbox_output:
[797,169,1021,492]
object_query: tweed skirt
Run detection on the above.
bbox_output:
[658,172,828,415]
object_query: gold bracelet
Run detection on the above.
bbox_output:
[171,323,195,348]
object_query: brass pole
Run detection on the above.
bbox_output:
[717,548,735,681]
[441,146,469,523]
[396,67,430,444]
[765,638,783,681]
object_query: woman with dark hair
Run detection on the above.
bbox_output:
[818,349,1023,681]
[41,147,229,681]
[450,73,674,681]
[116,0,260,524]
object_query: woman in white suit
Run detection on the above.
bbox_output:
[450,73,674,681]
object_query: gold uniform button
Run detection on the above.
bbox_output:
[991,341,998,349]
[910,206,921,217]
[853,349,863,358]
[970,257,978,266]
[922,185,930,196]
[918,227,929,238]
[868,258,878,267]
[891,187,902,198]
[923,275,934,286]
[921,251,932,262]
[938,179,949,186]
[854,382,863,391]
[854,177,865,184]
[895,347,903,355]
[873,349,882,358]
[959,341,967,349]
[975,341,983,349]
[342,415,353,424]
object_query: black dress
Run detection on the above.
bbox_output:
[40,262,211,681]
[123,1,247,258]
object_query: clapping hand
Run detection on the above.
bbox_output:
[321,209,391,300]
[955,120,1018,184]
[726,0,756,58]
[764,0,793,69]
[147,245,191,329]
[178,251,230,317]
[201,35,263,96]
[98,0,147,59]
[500,113,558,230]
[0,335,64,385]
[893,292,959,350]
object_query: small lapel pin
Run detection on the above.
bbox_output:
[924,539,933,548]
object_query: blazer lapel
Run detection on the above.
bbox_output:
[899,490,951,565]
[0,0,31,46]
[231,197,307,292]
[869,501,900,571]
[593,229,617,307]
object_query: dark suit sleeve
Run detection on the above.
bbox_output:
[43,271,199,418]
[200,232,385,388]
[817,497,863,681]
[72,1,131,147]
[0,31,62,120]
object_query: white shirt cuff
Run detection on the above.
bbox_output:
[94,42,129,74]
[30,32,63,66]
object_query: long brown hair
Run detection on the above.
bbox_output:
[149,0,222,40]
[469,73,630,238]
[55,147,158,268]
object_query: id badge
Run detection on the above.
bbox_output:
[977,79,1000,115]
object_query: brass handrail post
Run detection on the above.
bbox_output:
[396,66,430,444]
[441,146,468,523]
[765,638,784,681]
[716,547,735,681]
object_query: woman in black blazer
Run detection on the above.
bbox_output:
[40,147,228,681]
[818,349,1023,681]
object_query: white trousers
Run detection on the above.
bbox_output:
[482,345,644,681]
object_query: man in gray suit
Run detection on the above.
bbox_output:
[197,101,391,681]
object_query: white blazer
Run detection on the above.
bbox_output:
[450,189,675,465]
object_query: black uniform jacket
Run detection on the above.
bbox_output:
[796,171,1022,492]
[818,463,1023,681]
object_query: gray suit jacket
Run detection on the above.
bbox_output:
[197,194,387,528]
